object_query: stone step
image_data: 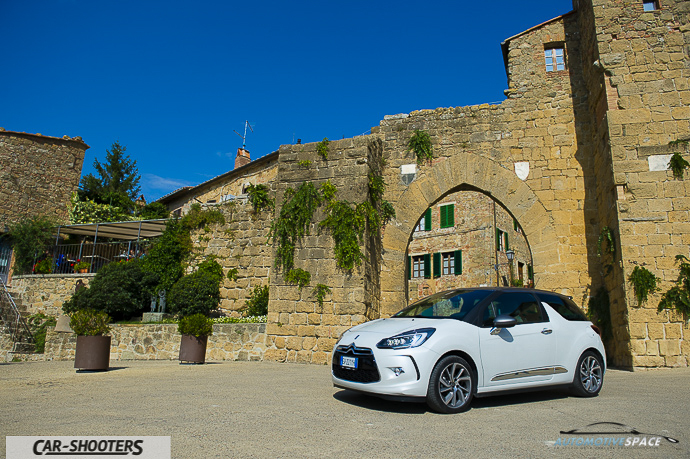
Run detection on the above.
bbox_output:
[5,351,46,362]
[13,342,36,353]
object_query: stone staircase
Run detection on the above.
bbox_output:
[0,280,35,360]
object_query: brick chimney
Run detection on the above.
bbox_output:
[234,147,251,169]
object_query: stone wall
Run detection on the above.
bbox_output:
[44,323,267,362]
[0,130,88,231]
[7,274,93,317]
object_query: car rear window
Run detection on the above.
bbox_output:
[538,293,588,321]
[394,289,493,322]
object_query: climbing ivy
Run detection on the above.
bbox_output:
[658,255,690,316]
[408,129,433,164]
[316,137,330,160]
[313,283,331,307]
[628,265,660,305]
[669,152,689,179]
[597,226,615,257]
[246,184,274,212]
[285,268,311,290]
[320,199,368,270]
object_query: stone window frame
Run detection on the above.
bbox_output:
[642,0,659,11]
[544,43,566,73]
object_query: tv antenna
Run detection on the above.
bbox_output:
[234,120,254,149]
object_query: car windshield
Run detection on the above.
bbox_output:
[394,289,492,322]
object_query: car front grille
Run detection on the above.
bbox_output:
[332,344,380,383]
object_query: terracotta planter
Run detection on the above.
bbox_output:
[77,268,88,274]
[74,335,111,371]
[179,335,208,364]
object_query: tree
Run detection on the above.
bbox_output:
[5,216,55,274]
[79,141,141,211]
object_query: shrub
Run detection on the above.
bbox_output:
[27,313,56,353]
[196,258,224,283]
[168,270,221,317]
[140,219,191,294]
[244,285,269,317]
[246,184,274,212]
[34,259,53,274]
[408,130,433,164]
[62,259,156,321]
[69,309,111,336]
[178,313,213,337]
[5,216,55,275]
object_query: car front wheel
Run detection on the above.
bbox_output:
[426,355,475,414]
[572,350,604,397]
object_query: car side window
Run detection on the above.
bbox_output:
[539,293,588,321]
[482,292,545,327]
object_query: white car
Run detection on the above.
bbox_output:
[332,288,606,413]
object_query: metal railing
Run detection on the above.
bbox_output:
[0,277,33,352]
[35,241,151,275]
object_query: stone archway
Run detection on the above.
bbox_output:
[380,152,558,316]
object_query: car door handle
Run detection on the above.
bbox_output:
[541,328,553,335]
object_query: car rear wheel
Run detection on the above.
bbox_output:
[571,351,604,397]
[426,355,475,414]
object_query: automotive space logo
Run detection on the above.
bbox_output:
[548,422,679,448]
[5,436,170,459]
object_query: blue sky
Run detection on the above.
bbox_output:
[2,0,573,201]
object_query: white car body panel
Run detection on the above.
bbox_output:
[332,294,606,401]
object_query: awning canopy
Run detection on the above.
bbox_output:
[55,219,169,241]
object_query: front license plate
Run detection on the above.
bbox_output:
[340,356,358,369]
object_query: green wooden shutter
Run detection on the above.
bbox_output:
[496,228,501,250]
[424,208,432,231]
[513,219,518,231]
[423,253,431,279]
[448,204,454,227]
[407,255,411,280]
[440,206,447,228]
[455,250,462,275]
[505,233,509,251]
[528,264,533,280]
[433,252,441,278]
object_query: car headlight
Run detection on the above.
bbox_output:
[376,328,435,349]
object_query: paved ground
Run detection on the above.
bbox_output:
[1,360,689,458]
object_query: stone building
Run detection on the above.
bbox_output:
[0,129,88,282]
[159,0,689,369]
[408,191,532,302]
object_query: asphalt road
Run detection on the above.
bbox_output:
[1,360,689,458]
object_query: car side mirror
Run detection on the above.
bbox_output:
[490,314,517,335]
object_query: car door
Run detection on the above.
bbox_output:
[478,292,557,388]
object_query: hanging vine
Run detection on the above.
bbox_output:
[628,265,660,305]
[658,255,690,315]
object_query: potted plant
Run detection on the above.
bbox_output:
[34,258,53,274]
[74,260,90,274]
[70,309,111,371]
[178,313,213,364]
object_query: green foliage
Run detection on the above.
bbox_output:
[74,261,90,271]
[313,283,331,307]
[246,184,274,212]
[316,137,330,160]
[5,216,55,275]
[227,268,239,282]
[34,259,53,274]
[320,200,366,270]
[408,130,433,164]
[298,160,312,168]
[320,180,337,202]
[140,219,192,294]
[178,313,213,337]
[167,269,221,317]
[510,278,524,287]
[69,309,111,336]
[136,202,169,220]
[69,193,132,224]
[269,182,322,271]
[196,258,223,283]
[244,285,269,317]
[27,313,56,353]
[212,315,266,324]
[658,255,690,316]
[597,226,615,257]
[285,268,311,289]
[628,265,661,305]
[180,203,225,231]
[368,172,386,203]
[669,152,689,179]
[62,259,156,321]
[79,140,141,205]
[380,200,396,226]
[588,288,613,342]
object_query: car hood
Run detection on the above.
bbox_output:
[341,318,442,340]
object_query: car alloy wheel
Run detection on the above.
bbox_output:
[426,355,475,413]
[572,351,603,397]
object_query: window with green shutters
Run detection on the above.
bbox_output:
[440,204,454,228]
[409,254,430,279]
[496,229,508,251]
[416,208,432,232]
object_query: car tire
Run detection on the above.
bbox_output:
[426,355,475,414]
[571,351,604,397]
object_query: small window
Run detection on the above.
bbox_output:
[643,0,659,11]
[411,255,428,279]
[496,229,508,252]
[415,208,432,232]
[545,47,565,72]
[442,252,454,276]
[439,204,454,228]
